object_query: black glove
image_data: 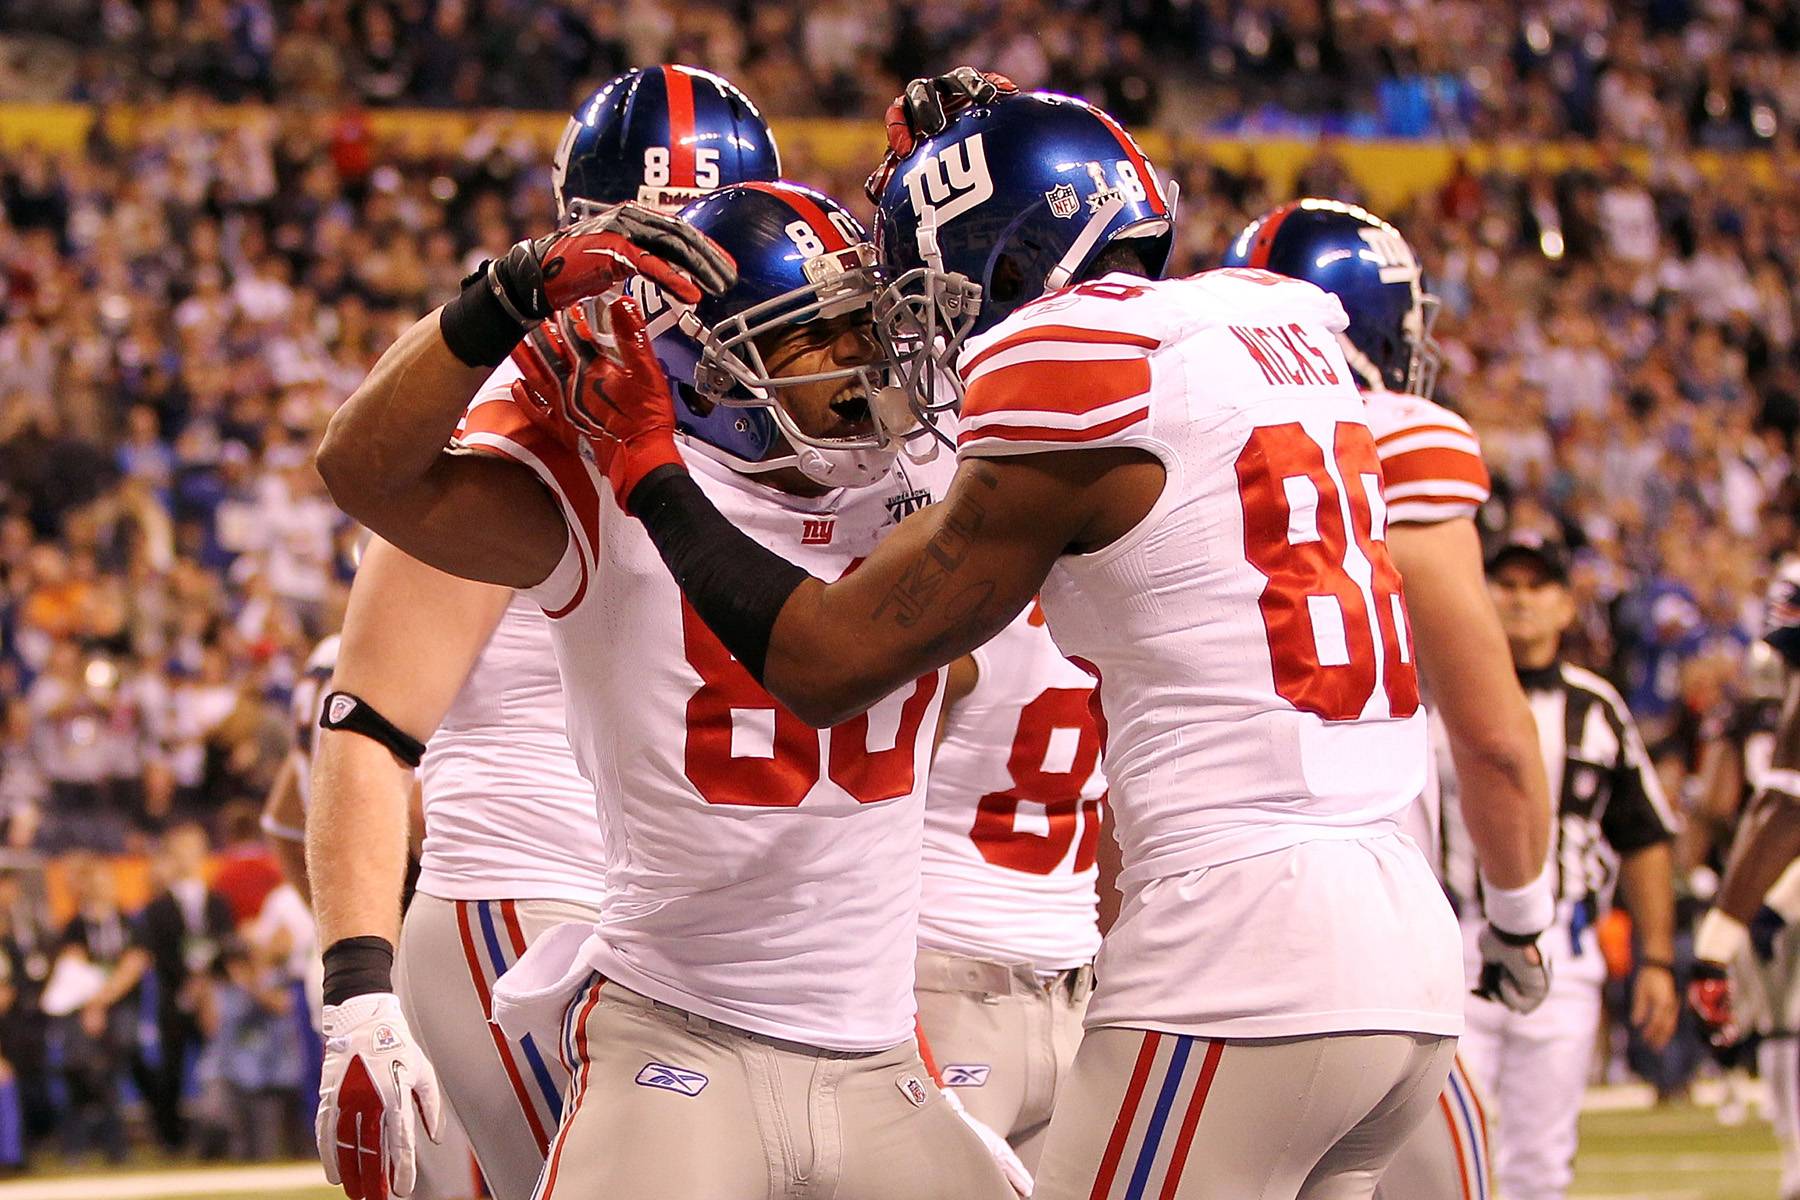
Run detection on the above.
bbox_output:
[441,203,736,367]
[1473,923,1551,1013]
[1750,903,1787,963]
[1688,959,1737,1044]
[865,67,1019,203]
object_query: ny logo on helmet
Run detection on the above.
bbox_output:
[902,133,994,225]
[1356,227,1420,286]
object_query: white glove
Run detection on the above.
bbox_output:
[316,992,443,1200]
[1473,924,1551,1014]
[941,1085,1033,1197]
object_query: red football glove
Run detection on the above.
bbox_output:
[510,295,684,510]
[865,67,1018,203]
[1688,961,1738,1045]
[486,202,736,321]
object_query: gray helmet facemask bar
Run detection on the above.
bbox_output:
[873,208,984,446]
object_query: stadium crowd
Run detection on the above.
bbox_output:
[0,0,1799,1171]
[7,0,1800,143]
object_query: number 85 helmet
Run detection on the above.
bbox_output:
[630,182,924,489]
[552,64,781,221]
[1221,199,1442,399]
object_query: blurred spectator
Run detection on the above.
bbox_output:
[207,801,282,924]
[46,854,149,1162]
[0,868,48,1163]
[26,642,127,852]
[137,822,233,1152]
[192,935,303,1160]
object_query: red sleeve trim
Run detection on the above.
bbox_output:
[960,325,1160,380]
[959,406,1150,449]
[962,358,1152,421]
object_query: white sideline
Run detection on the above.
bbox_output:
[0,1161,326,1199]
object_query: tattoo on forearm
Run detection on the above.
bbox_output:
[872,466,1000,629]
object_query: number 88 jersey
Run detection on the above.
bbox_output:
[921,603,1107,973]
[457,376,957,1053]
[954,268,1427,890]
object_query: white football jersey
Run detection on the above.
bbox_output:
[921,603,1105,972]
[290,635,339,810]
[1362,388,1491,526]
[955,269,1462,1038]
[1363,387,1494,873]
[459,388,954,1052]
[416,594,607,904]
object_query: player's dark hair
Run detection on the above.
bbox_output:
[1079,240,1156,282]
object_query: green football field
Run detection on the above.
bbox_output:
[1570,1103,1781,1199]
[0,1102,1781,1200]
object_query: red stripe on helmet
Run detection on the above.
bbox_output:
[740,181,852,252]
[661,64,698,188]
[1243,200,1303,268]
[1087,105,1165,216]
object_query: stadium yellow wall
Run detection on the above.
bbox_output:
[2,104,1783,211]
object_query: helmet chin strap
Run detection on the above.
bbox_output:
[1044,195,1125,293]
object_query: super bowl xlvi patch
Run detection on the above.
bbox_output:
[1046,183,1080,220]
[635,1062,709,1097]
[373,1024,402,1053]
[896,1073,930,1108]
[884,488,934,524]
[940,1063,990,1087]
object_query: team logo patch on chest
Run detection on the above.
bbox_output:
[801,517,836,545]
[940,1063,991,1087]
[635,1062,710,1097]
[884,488,935,525]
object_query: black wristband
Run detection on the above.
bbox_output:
[1487,924,1542,947]
[322,935,395,1006]
[1638,957,1676,973]
[319,691,428,768]
[630,465,811,682]
[439,264,528,368]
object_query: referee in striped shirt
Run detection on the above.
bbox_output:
[1450,534,1681,1200]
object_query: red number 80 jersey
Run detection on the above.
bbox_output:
[458,373,957,1053]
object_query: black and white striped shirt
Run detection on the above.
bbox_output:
[1442,661,1679,920]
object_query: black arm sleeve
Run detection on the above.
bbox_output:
[629,466,812,682]
[1601,708,1679,854]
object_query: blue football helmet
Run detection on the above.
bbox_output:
[871,90,1177,420]
[1764,556,1800,668]
[552,64,781,221]
[628,181,923,489]
[1221,198,1441,399]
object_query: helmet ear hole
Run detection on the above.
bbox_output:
[678,382,716,418]
[989,254,1028,306]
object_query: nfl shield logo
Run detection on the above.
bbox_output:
[1046,183,1080,219]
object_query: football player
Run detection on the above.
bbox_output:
[315,179,1013,1200]
[918,599,1107,1173]
[528,89,1502,1198]
[1695,559,1800,1199]
[1221,200,1555,1200]
[306,66,781,1200]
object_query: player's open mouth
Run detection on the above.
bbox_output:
[828,390,874,433]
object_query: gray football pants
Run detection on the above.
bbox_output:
[914,946,1090,1170]
[397,892,602,1200]
[1032,1025,1456,1200]
[531,974,1014,1200]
